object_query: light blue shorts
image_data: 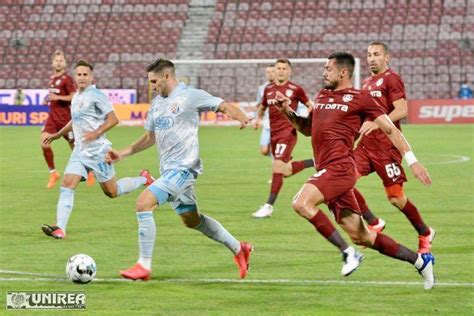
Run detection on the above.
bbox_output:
[260,127,271,147]
[147,169,198,215]
[64,150,115,183]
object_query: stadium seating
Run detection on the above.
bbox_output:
[205,0,474,100]
[1,0,473,101]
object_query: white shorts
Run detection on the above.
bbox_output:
[64,150,115,183]
[259,127,271,147]
[148,169,198,215]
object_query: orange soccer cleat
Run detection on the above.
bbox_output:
[41,224,66,239]
[86,171,96,187]
[139,169,155,187]
[120,263,151,281]
[233,242,254,279]
[46,171,61,189]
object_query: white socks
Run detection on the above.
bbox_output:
[194,214,241,255]
[116,177,147,196]
[56,187,75,232]
[137,211,156,270]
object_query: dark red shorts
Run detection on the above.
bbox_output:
[270,132,297,163]
[354,145,407,187]
[42,117,74,143]
[306,162,360,223]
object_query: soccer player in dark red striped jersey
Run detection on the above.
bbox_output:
[276,52,435,289]
[41,50,95,189]
[353,42,434,253]
[252,59,314,218]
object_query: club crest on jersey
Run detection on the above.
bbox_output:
[376,78,384,87]
[285,89,294,97]
[342,94,353,102]
[328,98,334,102]
[170,103,180,114]
[55,79,61,85]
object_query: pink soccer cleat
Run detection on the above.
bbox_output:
[120,263,151,281]
[233,242,253,279]
[41,224,66,239]
[418,227,436,253]
[140,169,155,187]
[367,218,386,233]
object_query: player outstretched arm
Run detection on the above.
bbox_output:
[217,102,250,129]
[106,130,156,164]
[43,120,73,144]
[275,91,312,136]
[373,114,431,186]
[360,98,408,136]
[82,111,119,142]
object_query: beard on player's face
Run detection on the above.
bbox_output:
[324,78,339,90]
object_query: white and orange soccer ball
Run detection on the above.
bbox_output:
[66,254,97,284]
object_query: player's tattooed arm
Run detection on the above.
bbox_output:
[275,91,312,136]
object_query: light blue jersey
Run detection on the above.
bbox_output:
[71,85,114,158]
[145,83,223,175]
[256,82,270,130]
[65,85,115,182]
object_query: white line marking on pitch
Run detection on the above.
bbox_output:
[0,270,472,287]
[422,154,470,165]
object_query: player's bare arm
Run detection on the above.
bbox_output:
[106,131,156,164]
[304,100,314,113]
[360,98,408,136]
[253,104,265,129]
[82,111,119,142]
[43,120,73,144]
[217,102,250,129]
[275,91,312,136]
[374,114,432,186]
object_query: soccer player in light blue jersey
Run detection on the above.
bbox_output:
[41,60,153,239]
[107,59,253,281]
[254,64,275,157]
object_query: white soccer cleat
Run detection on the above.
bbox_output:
[415,253,435,290]
[252,204,273,218]
[341,246,364,276]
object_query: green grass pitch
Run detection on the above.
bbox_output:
[0,124,472,315]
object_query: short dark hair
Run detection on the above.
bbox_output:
[327,51,355,78]
[75,59,94,71]
[52,49,65,59]
[369,41,390,54]
[275,58,292,67]
[146,58,175,74]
